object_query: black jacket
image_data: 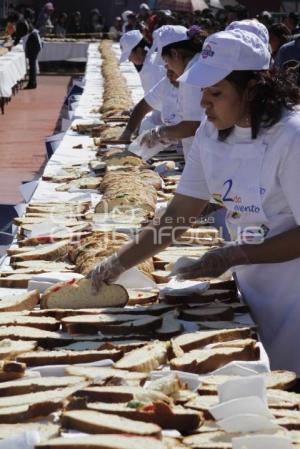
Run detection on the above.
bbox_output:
[25,30,42,59]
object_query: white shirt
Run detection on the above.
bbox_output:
[178,54,205,158]
[139,52,165,95]
[144,76,181,126]
[177,112,300,225]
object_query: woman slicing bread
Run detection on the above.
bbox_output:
[89,25,300,375]
[126,24,206,159]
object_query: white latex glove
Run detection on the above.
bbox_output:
[87,253,127,294]
[172,246,250,280]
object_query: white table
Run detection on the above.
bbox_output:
[0,45,26,98]
[39,41,90,62]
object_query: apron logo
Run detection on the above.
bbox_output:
[222,179,261,214]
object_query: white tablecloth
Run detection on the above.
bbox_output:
[0,45,26,97]
[39,41,90,62]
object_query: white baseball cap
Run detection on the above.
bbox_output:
[178,29,271,88]
[226,19,269,46]
[119,30,143,63]
[153,25,188,64]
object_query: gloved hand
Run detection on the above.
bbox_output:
[140,126,167,148]
[172,245,250,280]
[86,253,127,294]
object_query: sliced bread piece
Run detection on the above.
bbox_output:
[0,360,26,382]
[0,290,39,312]
[0,326,71,346]
[0,422,59,441]
[170,345,259,374]
[10,240,69,262]
[41,278,128,309]
[155,312,183,339]
[11,260,75,271]
[172,327,253,352]
[36,435,166,449]
[198,370,297,395]
[183,431,232,448]
[61,409,162,438]
[63,314,162,335]
[0,315,59,331]
[0,384,86,410]
[0,339,37,360]
[0,376,86,396]
[16,348,123,366]
[65,366,148,385]
[75,386,170,404]
[114,342,167,372]
[179,306,234,322]
[86,402,202,433]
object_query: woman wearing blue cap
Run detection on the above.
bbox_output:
[89,28,300,375]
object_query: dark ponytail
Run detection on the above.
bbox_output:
[219,68,300,141]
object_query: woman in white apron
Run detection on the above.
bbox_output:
[120,68,181,151]
[140,25,206,159]
[119,29,165,95]
[89,28,300,375]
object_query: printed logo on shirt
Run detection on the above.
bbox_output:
[202,44,215,59]
[213,179,261,215]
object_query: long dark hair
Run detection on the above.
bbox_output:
[161,26,207,61]
[219,68,300,141]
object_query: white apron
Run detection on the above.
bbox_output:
[201,131,300,374]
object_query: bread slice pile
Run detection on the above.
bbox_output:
[95,168,157,217]
[99,40,134,117]
[68,231,154,278]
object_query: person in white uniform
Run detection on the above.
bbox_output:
[140,25,206,159]
[120,68,181,147]
[119,29,165,95]
[88,28,300,375]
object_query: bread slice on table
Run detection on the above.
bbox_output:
[268,388,300,409]
[154,312,183,339]
[63,314,162,335]
[87,401,203,433]
[41,278,128,309]
[11,260,75,271]
[0,422,59,441]
[16,348,123,366]
[0,339,37,360]
[197,370,297,395]
[0,290,39,312]
[0,315,59,331]
[66,365,148,385]
[114,341,167,372]
[179,306,234,322]
[0,384,86,423]
[170,345,259,374]
[183,431,232,449]
[75,386,170,404]
[0,360,26,382]
[0,383,86,412]
[172,327,253,352]
[0,375,86,396]
[36,435,167,449]
[0,326,73,347]
[61,409,162,438]
[10,240,69,262]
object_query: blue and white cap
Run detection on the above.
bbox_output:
[178,29,271,88]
